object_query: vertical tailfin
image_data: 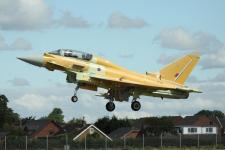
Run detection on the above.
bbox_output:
[160,53,200,85]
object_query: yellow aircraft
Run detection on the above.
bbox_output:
[18,49,201,112]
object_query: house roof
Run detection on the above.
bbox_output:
[69,124,90,135]
[169,116,183,126]
[177,115,220,127]
[209,116,223,128]
[109,127,131,139]
[131,118,145,128]
[0,132,8,139]
[24,119,61,133]
[73,124,112,141]
[132,116,183,129]
[109,127,139,139]
[61,123,85,133]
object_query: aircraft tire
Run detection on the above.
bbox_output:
[106,102,115,112]
[131,101,141,111]
[71,95,78,102]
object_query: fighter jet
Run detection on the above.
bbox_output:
[18,49,201,112]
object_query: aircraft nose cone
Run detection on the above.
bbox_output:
[17,55,43,67]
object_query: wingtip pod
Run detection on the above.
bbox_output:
[188,51,201,59]
[176,87,202,93]
[160,52,201,85]
[191,88,202,93]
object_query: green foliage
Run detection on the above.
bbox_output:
[94,115,131,134]
[195,109,225,118]
[67,117,86,126]
[143,116,175,136]
[39,116,47,120]
[213,110,225,118]
[47,108,64,123]
[0,95,20,129]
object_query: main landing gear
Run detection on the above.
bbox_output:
[131,99,141,111]
[71,85,79,103]
[106,101,115,112]
[105,98,141,112]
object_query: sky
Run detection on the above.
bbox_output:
[1,0,225,123]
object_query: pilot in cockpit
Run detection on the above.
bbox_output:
[49,49,93,61]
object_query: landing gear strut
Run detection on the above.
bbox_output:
[105,89,116,112]
[71,85,79,103]
[131,99,141,111]
[106,101,115,112]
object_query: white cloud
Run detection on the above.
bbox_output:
[186,76,203,83]
[193,31,223,52]
[11,38,32,50]
[209,70,225,82]
[56,11,90,28]
[0,0,52,30]
[200,47,225,69]
[157,46,225,70]
[0,0,91,30]
[0,34,32,51]
[113,111,150,119]
[157,53,181,65]
[108,12,148,29]
[15,94,52,111]
[154,27,223,52]
[154,27,193,50]
[14,93,67,112]
[0,35,9,49]
[8,78,30,86]
[143,97,224,116]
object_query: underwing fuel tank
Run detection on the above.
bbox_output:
[149,90,189,99]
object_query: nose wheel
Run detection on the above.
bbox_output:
[106,101,115,112]
[71,95,78,102]
[131,100,141,111]
[71,85,79,103]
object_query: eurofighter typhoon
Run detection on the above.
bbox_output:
[18,49,201,112]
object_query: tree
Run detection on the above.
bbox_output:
[212,110,225,118]
[143,117,175,136]
[95,116,110,134]
[22,116,35,124]
[95,116,130,134]
[47,108,64,123]
[0,95,20,129]
[68,117,86,126]
[195,110,225,118]
[0,95,8,128]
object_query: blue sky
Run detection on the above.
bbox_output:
[1,0,225,122]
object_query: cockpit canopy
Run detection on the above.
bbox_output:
[49,49,93,61]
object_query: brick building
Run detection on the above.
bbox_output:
[176,115,222,135]
[24,120,62,138]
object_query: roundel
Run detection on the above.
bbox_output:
[174,73,179,78]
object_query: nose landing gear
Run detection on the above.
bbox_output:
[71,85,79,103]
[71,95,78,102]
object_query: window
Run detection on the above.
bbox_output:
[49,49,93,61]
[206,127,213,133]
[188,128,197,133]
[49,49,60,55]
